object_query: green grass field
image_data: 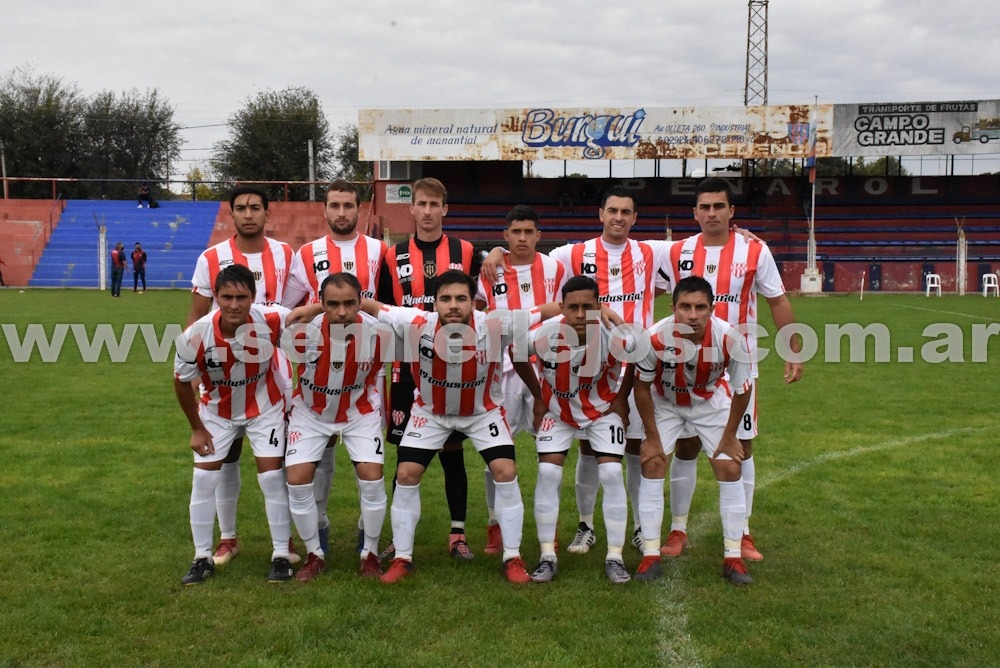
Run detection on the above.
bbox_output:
[1,289,998,667]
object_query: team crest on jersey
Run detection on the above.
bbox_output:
[633,260,646,276]
[539,417,556,432]
[343,260,355,272]
[706,264,717,275]
[411,416,428,428]
[332,361,343,370]
[424,263,437,279]
[609,266,620,277]
[288,431,301,446]
[710,362,726,373]
[358,360,373,372]
[520,282,531,293]
[253,270,263,281]
[392,410,405,425]
[368,260,379,276]
[731,263,747,278]
[476,349,487,365]
[544,278,556,294]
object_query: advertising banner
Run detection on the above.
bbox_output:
[359,105,834,161]
[833,100,1000,156]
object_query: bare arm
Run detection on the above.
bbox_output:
[765,294,803,383]
[480,247,508,284]
[360,298,386,317]
[634,378,666,470]
[174,376,213,455]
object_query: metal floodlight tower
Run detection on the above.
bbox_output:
[744,1,769,106]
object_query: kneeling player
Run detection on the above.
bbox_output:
[632,276,753,585]
[173,265,295,585]
[284,273,388,582]
[516,276,635,584]
[362,270,559,584]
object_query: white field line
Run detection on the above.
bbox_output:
[655,426,984,665]
[892,303,1000,323]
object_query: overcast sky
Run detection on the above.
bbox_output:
[4,0,999,177]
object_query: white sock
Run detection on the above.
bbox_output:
[191,468,220,559]
[484,466,497,522]
[534,462,563,551]
[358,477,387,558]
[625,452,642,531]
[741,456,756,534]
[598,462,627,557]
[390,483,421,561]
[287,482,321,558]
[257,469,291,560]
[670,456,698,531]
[494,477,524,562]
[313,447,336,531]
[638,476,665,556]
[719,480,746,559]
[575,454,599,521]
[216,461,240,539]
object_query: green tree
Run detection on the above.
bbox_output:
[0,65,86,198]
[211,87,334,202]
[80,88,181,199]
[854,156,909,176]
[332,123,372,199]
[185,166,217,201]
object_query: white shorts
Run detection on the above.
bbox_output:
[678,379,758,441]
[285,405,384,467]
[651,390,736,458]
[501,367,536,437]
[535,412,626,457]
[399,405,513,452]
[194,402,286,464]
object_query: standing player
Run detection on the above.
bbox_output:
[475,205,566,555]
[187,186,296,567]
[173,265,295,585]
[376,177,481,561]
[283,273,388,582]
[633,276,754,585]
[131,242,147,293]
[514,276,635,584]
[362,270,555,584]
[657,177,802,562]
[482,185,669,555]
[281,180,387,557]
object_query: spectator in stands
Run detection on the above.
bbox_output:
[132,242,148,293]
[110,242,127,297]
[0,256,6,287]
[138,182,155,209]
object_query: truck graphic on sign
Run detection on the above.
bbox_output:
[952,118,1000,143]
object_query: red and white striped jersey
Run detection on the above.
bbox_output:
[477,253,566,311]
[283,234,387,307]
[534,318,632,429]
[191,236,293,307]
[636,314,752,407]
[377,306,533,416]
[549,238,670,327]
[291,311,383,423]
[174,305,288,420]
[660,234,783,353]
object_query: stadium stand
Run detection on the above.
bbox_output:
[29,200,219,288]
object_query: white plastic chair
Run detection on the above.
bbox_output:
[925,273,942,297]
[983,272,999,297]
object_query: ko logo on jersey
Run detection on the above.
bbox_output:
[581,263,598,274]
[678,260,695,271]
[313,259,330,273]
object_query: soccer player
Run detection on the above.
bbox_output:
[173,264,295,585]
[632,275,754,585]
[514,276,635,584]
[187,186,296,567]
[376,177,481,561]
[362,270,559,584]
[281,180,388,558]
[482,186,670,555]
[475,205,566,555]
[283,272,388,582]
[657,177,803,562]
[131,242,147,293]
